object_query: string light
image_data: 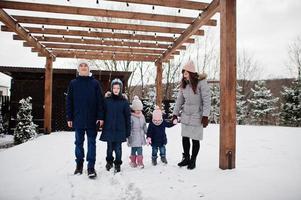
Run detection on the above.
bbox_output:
[42,25,45,31]
[154,33,157,38]
[85,50,87,54]
[81,36,84,42]
[121,40,124,45]
[101,38,104,43]
[156,41,158,46]
[173,34,176,41]
[42,34,45,40]
[66,26,69,32]
[152,5,155,10]
[62,35,65,40]
[96,0,99,4]
[133,31,136,37]
[178,9,181,13]
[112,29,114,35]
[126,2,129,7]
[138,40,141,45]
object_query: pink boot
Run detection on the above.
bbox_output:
[136,155,144,168]
[129,155,137,167]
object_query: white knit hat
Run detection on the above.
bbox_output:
[77,59,90,71]
[131,95,143,111]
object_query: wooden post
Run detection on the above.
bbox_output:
[219,0,237,169]
[44,56,53,134]
[155,61,163,107]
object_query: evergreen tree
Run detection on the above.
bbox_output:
[0,104,4,134]
[237,84,247,125]
[280,80,301,127]
[210,84,220,124]
[248,81,279,125]
[14,97,38,144]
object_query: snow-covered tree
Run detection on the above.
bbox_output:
[142,87,156,121]
[280,80,301,127]
[210,84,220,124]
[236,84,248,125]
[248,81,279,125]
[14,97,38,145]
[0,105,4,134]
[169,84,180,116]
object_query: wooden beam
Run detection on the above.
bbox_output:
[158,0,219,61]
[105,0,210,11]
[0,0,217,26]
[1,25,195,43]
[219,0,236,170]
[29,43,180,55]
[48,49,174,60]
[0,9,54,58]
[44,56,53,134]
[155,61,163,107]
[38,51,171,62]
[12,15,205,36]
[14,35,187,50]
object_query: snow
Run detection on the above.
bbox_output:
[0,134,14,148]
[0,124,300,200]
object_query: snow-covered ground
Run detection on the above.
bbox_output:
[0,134,14,149]
[0,124,300,200]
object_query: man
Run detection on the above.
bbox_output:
[66,60,104,178]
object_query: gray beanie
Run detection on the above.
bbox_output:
[131,95,143,111]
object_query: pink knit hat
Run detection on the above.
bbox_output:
[152,106,163,121]
[182,60,196,73]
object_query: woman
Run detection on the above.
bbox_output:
[172,60,211,170]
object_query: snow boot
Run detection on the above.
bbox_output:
[178,153,190,167]
[87,168,97,178]
[74,161,83,175]
[187,156,196,170]
[161,157,168,164]
[106,160,113,171]
[136,155,144,168]
[152,158,157,166]
[114,160,122,173]
[129,155,137,168]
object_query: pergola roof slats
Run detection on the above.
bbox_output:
[12,15,205,36]
[28,43,180,55]
[0,9,55,59]
[159,0,220,62]
[0,0,217,26]
[1,25,195,43]
[105,0,210,11]
[13,35,186,50]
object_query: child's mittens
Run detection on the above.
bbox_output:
[146,137,152,145]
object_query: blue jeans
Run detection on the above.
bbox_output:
[152,145,166,159]
[74,129,97,169]
[131,147,143,156]
[106,142,122,165]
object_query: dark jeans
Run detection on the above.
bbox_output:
[182,136,200,158]
[152,145,166,159]
[106,142,122,165]
[74,129,97,169]
[131,147,143,156]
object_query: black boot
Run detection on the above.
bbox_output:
[106,161,113,171]
[178,153,190,167]
[87,168,97,178]
[152,158,157,166]
[114,160,122,173]
[187,156,196,170]
[74,162,83,175]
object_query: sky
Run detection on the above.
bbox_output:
[0,0,301,87]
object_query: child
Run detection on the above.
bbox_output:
[147,106,177,165]
[100,78,131,173]
[127,96,147,168]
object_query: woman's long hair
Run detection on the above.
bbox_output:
[180,71,199,94]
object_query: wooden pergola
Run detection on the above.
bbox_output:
[0,0,236,170]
